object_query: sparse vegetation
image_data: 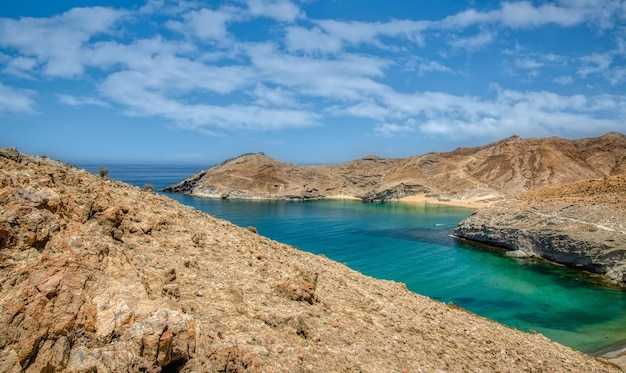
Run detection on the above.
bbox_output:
[99,166,108,178]
[246,226,258,234]
[143,183,154,192]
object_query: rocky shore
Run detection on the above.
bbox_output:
[162,133,626,287]
[454,174,626,285]
[164,133,626,204]
[1,148,623,371]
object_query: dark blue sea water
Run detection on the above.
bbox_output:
[81,164,626,355]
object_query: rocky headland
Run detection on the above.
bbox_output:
[163,132,626,287]
[164,132,626,205]
[454,174,626,284]
[1,148,623,372]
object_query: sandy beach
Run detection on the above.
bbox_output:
[400,194,499,209]
[323,194,499,208]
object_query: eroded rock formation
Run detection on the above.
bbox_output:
[455,174,626,285]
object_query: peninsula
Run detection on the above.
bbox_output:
[164,132,626,286]
[164,132,626,204]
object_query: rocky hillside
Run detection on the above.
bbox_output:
[164,132,626,203]
[455,174,626,284]
[1,148,623,372]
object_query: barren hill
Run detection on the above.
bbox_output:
[164,132,626,204]
[1,148,622,372]
[455,174,626,285]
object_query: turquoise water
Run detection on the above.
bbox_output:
[81,164,626,354]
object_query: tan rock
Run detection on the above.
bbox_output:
[164,132,626,203]
[0,148,622,372]
[455,174,626,285]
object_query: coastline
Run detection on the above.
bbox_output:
[399,194,499,209]
[597,344,626,370]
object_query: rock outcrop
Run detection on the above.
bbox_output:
[1,149,622,371]
[164,132,626,203]
[455,174,626,285]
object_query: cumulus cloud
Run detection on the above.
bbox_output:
[374,121,416,137]
[0,83,36,115]
[0,7,125,77]
[1,0,624,142]
[412,89,625,140]
[166,6,241,41]
[285,26,343,53]
[246,0,303,22]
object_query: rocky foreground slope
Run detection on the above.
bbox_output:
[1,148,622,372]
[455,174,626,285]
[164,132,626,203]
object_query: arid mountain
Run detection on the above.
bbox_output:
[1,148,622,372]
[455,174,626,285]
[164,132,626,204]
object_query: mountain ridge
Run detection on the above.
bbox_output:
[164,132,626,203]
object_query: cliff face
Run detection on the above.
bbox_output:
[454,174,626,284]
[164,132,626,202]
[1,149,621,372]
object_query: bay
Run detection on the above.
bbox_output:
[81,163,626,355]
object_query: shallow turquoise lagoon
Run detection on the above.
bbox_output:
[83,164,626,354]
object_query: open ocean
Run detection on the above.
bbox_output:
[81,163,626,355]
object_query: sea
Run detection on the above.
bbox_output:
[81,163,626,355]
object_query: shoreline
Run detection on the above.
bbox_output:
[596,344,626,370]
[165,191,500,208]
[399,194,499,209]
[163,189,626,367]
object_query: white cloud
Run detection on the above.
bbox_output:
[86,37,253,96]
[404,56,454,76]
[417,60,452,75]
[166,6,241,41]
[515,58,544,69]
[607,67,626,84]
[374,121,416,137]
[2,56,38,78]
[439,0,623,30]
[0,83,36,115]
[411,88,624,140]
[84,37,196,70]
[100,80,319,130]
[246,0,303,22]
[334,101,393,120]
[314,19,428,48]
[0,7,125,77]
[285,26,343,53]
[449,31,496,51]
[1,1,624,145]
[139,0,200,15]
[439,8,492,29]
[578,53,613,77]
[247,43,390,101]
[251,84,300,107]
[57,94,110,107]
[497,1,584,28]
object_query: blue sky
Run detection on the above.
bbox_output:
[1,0,625,164]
